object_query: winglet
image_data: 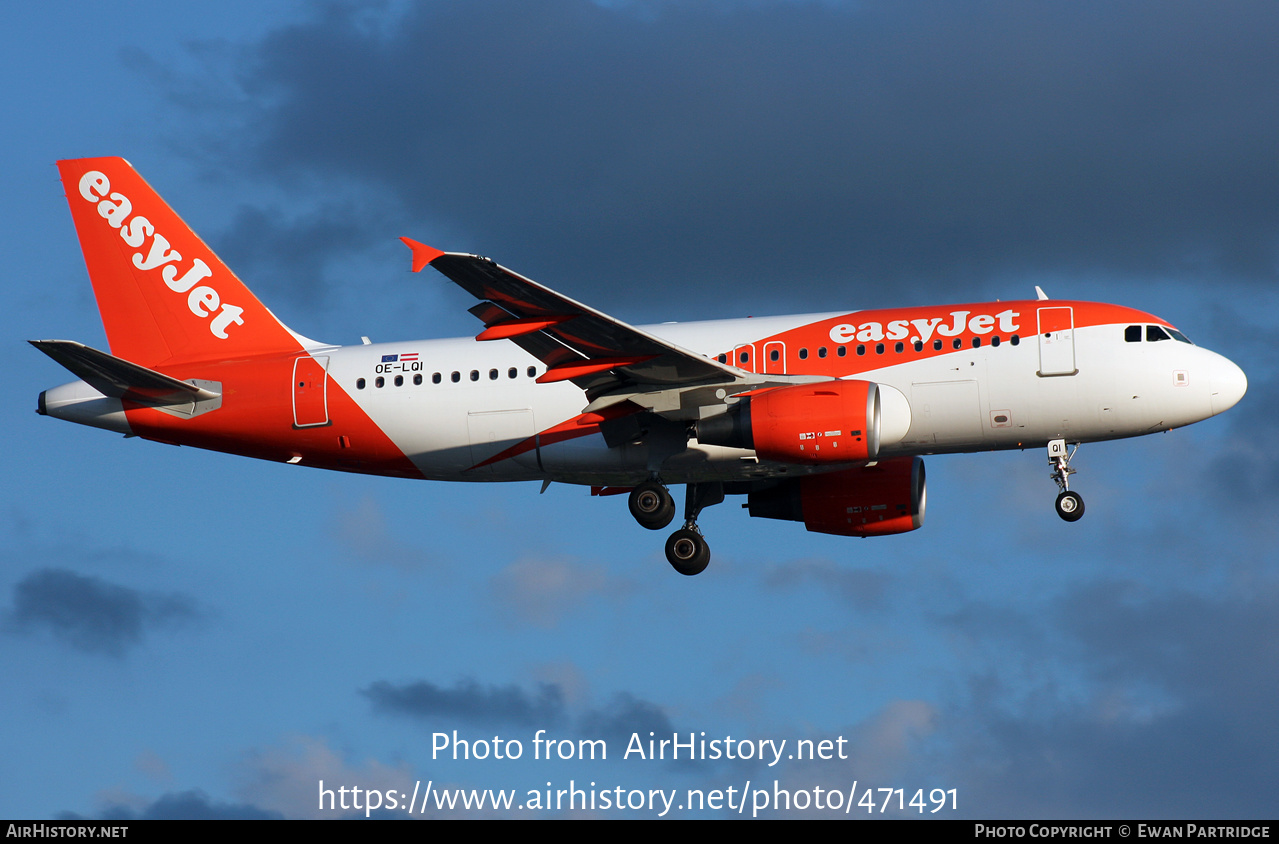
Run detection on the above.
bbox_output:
[400,237,444,273]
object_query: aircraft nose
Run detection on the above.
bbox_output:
[1209,355,1247,416]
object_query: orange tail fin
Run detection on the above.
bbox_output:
[57,157,311,367]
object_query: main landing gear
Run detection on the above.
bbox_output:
[628,479,723,575]
[1048,438,1085,522]
[628,480,675,530]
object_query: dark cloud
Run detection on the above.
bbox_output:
[364,676,679,752]
[761,557,893,611]
[59,789,282,820]
[1199,317,1279,507]
[938,582,1279,818]
[149,0,1279,317]
[6,568,202,657]
[363,677,567,727]
[212,203,392,308]
[578,691,675,747]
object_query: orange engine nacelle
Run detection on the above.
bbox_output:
[697,380,881,465]
[746,456,926,537]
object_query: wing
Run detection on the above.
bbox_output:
[402,239,774,412]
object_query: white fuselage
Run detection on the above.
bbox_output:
[315,310,1243,485]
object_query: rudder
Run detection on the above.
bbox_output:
[57,157,310,367]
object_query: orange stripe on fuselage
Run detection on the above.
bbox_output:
[122,355,423,478]
[716,300,1163,377]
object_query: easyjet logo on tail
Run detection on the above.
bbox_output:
[77,171,245,339]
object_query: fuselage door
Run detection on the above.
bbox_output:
[763,341,786,374]
[292,355,330,427]
[1037,307,1077,377]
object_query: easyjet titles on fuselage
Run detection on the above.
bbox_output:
[76,170,245,340]
[827,309,1022,346]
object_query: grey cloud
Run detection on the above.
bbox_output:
[59,789,282,821]
[578,691,675,747]
[6,568,202,657]
[761,557,893,611]
[211,203,391,309]
[488,557,619,629]
[363,678,567,727]
[936,582,1279,817]
[149,0,1279,318]
[363,676,679,751]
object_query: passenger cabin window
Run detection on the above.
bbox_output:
[356,378,366,390]
[433,372,442,384]
[799,348,809,360]
[451,371,460,383]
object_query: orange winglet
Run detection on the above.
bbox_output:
[475,316,574,341]
[399,237,444,273]
[535,356,656,384]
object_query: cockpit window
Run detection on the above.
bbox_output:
[1146,325,1171,342]
[1168,328,1193,344]
[1125,325,1142,342]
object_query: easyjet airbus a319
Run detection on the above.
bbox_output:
[34,158,1247,574]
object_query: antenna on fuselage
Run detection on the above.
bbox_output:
[1035,286,1049,300]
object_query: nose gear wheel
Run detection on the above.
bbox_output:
[1047,439,1084,522]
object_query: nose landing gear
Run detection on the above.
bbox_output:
[1048,439,1084,522]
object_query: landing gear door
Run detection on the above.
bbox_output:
[1037,307,1077,377]
[292,355,330,427]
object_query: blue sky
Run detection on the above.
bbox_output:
[2,0,1276,819]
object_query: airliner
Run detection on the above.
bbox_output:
[34,158,1248,575]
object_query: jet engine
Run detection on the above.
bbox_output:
[745,456,926,537]
[697,379,882,464]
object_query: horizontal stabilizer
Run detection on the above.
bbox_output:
[30,340,220,407]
